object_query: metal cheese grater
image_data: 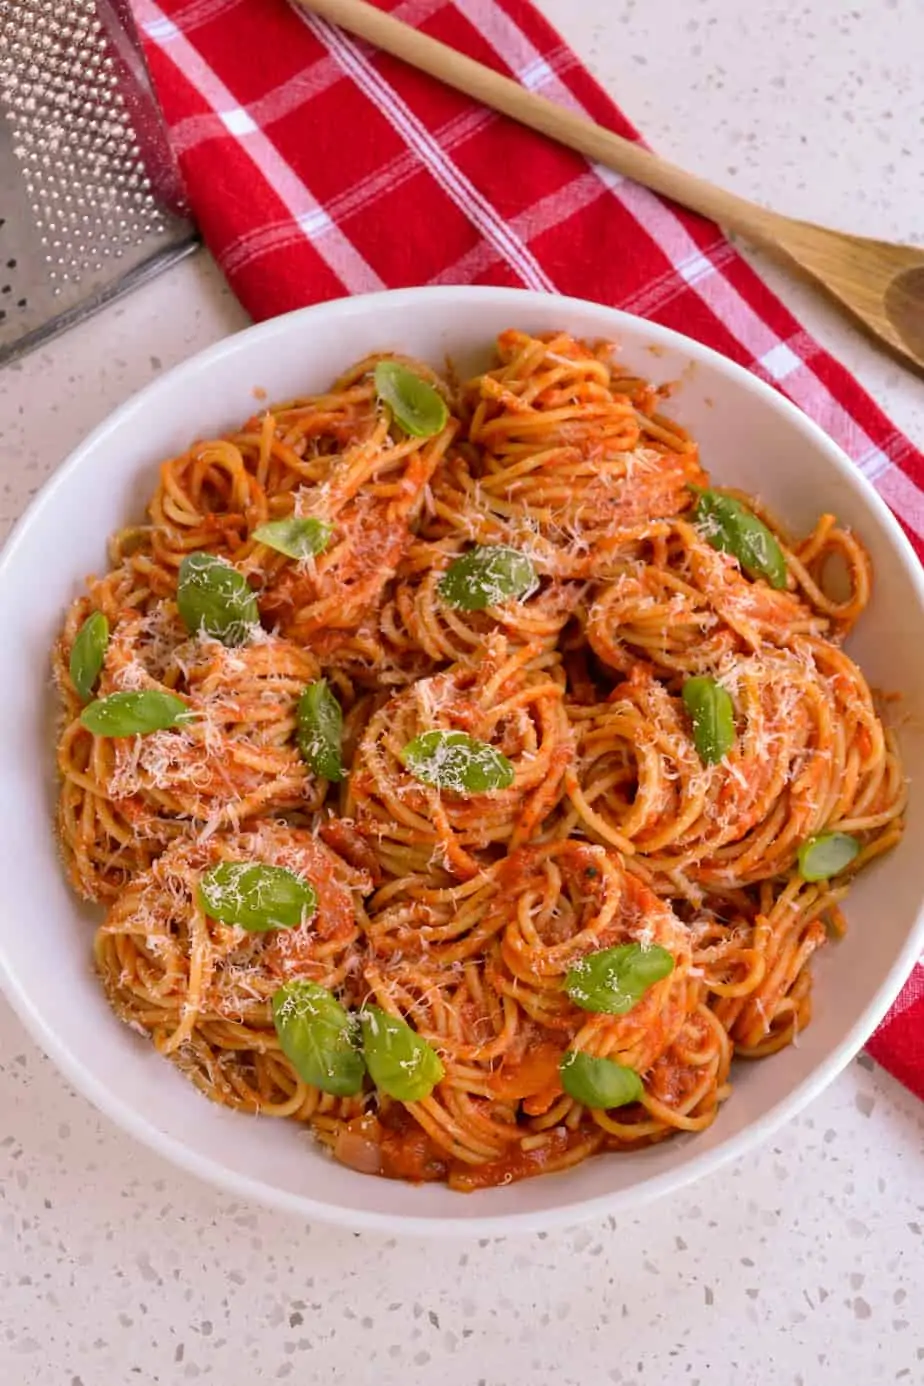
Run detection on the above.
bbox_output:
[0,0,198,366]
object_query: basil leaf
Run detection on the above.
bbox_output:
[692,489,788,590]
[273,980,366,1097]
[438,545,538,611]
[177,552,259,646]
[565,943,675,1015]
[197,862,317,932]
[797,831,860,882]
[360,1005,444,1101]
[297,680,345,783]
[69,611,109,702]
[253,517,333,560]
[80,689,192,737]
[401,730,514,794]
[374,360,449,439]
[682,676,735,766]
[559,1052,643,1109]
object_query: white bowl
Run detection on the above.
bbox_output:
[1,287,922,1236]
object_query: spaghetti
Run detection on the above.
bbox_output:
[53,331,905,1191]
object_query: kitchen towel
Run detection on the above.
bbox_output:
[134,0,923,1101]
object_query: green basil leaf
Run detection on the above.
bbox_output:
[253,516,333,560]
[682,676,736,766]
[797,831,860,882]
[69,611,109,702]
[177,551,260,646]
[401,730,515,794]
[437,545,538,611]
[692,489,788,590]
[360,1005,444,1101]
[374,360,449,439]
[297,680,345,783]
[559,1052,643,1109]
[273,980,366,1097]
[197,862,317,932]
[80,689,192,737]
[565,943,675,1015]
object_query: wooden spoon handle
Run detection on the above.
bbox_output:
[293,0,792,247]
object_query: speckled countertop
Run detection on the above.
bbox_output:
[2,3,924,1383]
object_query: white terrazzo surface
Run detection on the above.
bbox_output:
[2,3,924,1383]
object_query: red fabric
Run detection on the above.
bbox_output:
[867,973,924,1102]
[133,0,922,1097]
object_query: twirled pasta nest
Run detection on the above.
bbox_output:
[346,636,573,879]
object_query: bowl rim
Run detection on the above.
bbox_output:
[2,284,922,1237]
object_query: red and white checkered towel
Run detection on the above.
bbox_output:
[134,0,923,1101]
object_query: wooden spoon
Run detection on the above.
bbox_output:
[294,0,924,375]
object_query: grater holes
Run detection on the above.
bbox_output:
[0,0,191,325]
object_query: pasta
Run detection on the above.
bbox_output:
[53,329,906,1190]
